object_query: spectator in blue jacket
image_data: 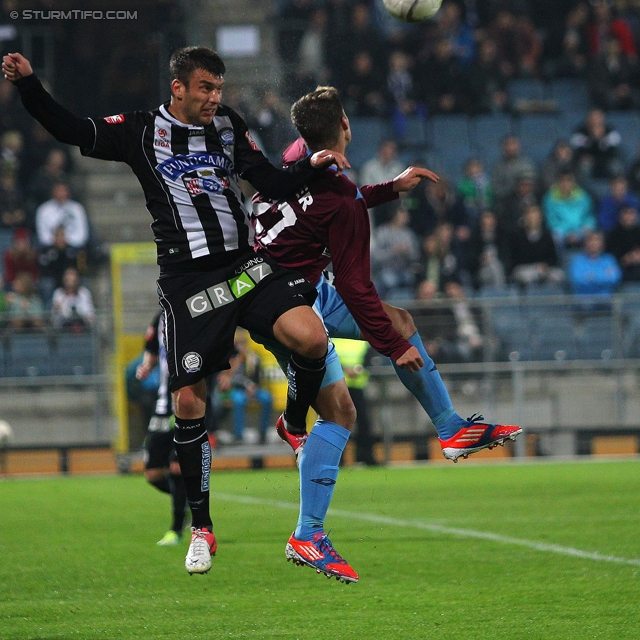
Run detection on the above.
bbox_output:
[597,176,640,232]
[569,230,621,296]
[542,171,596,250]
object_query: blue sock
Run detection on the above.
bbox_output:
[392,332,467,440]
[295,420,350,541]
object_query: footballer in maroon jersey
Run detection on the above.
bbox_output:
[251,86,522,467]
[252,135,433,364]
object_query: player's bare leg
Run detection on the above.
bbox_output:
[381,302,522,461]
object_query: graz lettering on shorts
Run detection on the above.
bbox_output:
[186,262,274,318]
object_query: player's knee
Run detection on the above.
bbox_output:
[394,307,417,339]
[318,388,357,430]
[340,402,357,430]
[173,381,207,419]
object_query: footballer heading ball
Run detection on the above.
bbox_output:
[383,0,443,22]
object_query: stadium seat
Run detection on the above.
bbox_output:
[5,333,53,377]
[530,316,578,361]
[623,315,640,357]
[469,113,513,151]
[348,117,390,169]
[479,284,518,298]
[605,111,640,162]
[576,316,615,359]
[509,79,547,102]
[550,79,591,112]
[517,114,561,144]
[429,115,471,150]
[523,282,566,297]
[489,304,532,360]
[53,333,96,375]
[396,114,429,147]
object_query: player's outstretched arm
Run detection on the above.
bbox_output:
[2,52,94,149]
[392,166,439,193]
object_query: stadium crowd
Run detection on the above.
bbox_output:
[0,77,96,331]
[263,0,640,305]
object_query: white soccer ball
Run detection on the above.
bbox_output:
[0,420,13,444]
[383,0,443,22]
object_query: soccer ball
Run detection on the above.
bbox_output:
[383,0,443,23]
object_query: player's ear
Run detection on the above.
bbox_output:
[340,115,349,131]
[171,78,185,100]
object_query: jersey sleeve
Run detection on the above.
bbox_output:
[15,74,95,148]
[227,109,321,201]
[328,197,412,362]
[360,182,398,209]
[82,113,138,162]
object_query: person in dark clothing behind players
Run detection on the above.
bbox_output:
[136,311,188,547]
[3,47,349,575]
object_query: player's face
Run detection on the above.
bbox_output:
[182,69,224,126]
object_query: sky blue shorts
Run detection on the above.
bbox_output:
[251,275,362,389]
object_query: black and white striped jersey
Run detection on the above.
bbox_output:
[82,104,265,265]
[15,74,320,268]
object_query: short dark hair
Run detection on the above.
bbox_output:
[291,86,344,151]
[169,47,225,88]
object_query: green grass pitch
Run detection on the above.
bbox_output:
[1,459,639,639]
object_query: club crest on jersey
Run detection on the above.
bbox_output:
[183,168,230,196]
[182,351,202,373]
[104,114,124,124]
[218,127,235,147]
[156,152,236,182]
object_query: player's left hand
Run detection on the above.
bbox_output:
[394,346,424,372]
[310,149,351,174]
[392,166,439,193]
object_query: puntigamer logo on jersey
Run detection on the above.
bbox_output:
[185,261,273,318]
[157,153,235,180]
[157,153,235,196]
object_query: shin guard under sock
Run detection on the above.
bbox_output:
[392,332,467,440]
[173,417,212,530]
[283,351,326,434]
[295,420,350,540]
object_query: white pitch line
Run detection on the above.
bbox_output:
[212,492,640,568]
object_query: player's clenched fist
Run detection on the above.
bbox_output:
[2,53,33,82]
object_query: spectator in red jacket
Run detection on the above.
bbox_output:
[587,1,637,59]
[3,227,38,287]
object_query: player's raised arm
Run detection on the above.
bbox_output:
[2,52,95,150]
[392,166,439,192]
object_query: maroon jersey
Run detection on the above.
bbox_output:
[251,138,411,362]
